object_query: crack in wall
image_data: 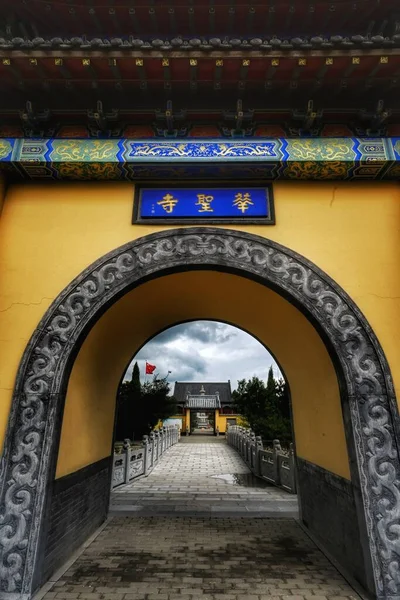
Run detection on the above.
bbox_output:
[0,297,53,313]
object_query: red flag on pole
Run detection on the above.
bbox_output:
[145,362,156,374]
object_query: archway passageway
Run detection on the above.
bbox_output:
[111,320,295,516]
[0,229,399,600]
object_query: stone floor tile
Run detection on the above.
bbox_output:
[110,440,297,518]
[40,440,361,600]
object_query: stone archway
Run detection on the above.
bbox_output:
[0,228,399,600]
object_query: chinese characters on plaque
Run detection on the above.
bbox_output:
[134,186,274,224]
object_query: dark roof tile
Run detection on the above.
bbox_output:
[174,382,232,405]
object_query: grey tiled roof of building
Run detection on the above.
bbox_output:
[185,395,221,409]
[173,382,232,406]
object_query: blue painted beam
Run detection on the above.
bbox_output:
[0,137,399,180]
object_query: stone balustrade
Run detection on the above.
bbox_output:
[226,425,297,494]
[112,424,180,489]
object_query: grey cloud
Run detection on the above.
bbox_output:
[131,340,207,383]
[124,321,281,388]
[142,321,236,348]
[181,321,236,344]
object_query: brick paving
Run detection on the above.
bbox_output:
[42,517,360,600]
[38,439,360,600]
[110,438,298,517]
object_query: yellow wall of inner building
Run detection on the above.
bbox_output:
[217,414,238,434]
[1,180,400,483]
[171,413,237,434]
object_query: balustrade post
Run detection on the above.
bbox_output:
[143,435,149,475]
[254,435,263,476]
[250,430,256,468]
[246,430,252,465]
[123,439,131,483]
[163,426,167,450]
[149,432,155,470]
[273,439,282,486]
[155,430,160,462]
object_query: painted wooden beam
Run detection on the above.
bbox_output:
[0,137,398,181]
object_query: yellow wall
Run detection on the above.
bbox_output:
[1,181,400,482]
[217,414,239,434]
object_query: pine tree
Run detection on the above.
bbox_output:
[131,362,141,398]
[127,362,141,439]
[266,365,276,396]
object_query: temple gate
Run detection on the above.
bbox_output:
[0,2,400,600]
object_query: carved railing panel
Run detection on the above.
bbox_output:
[111,425,179,489]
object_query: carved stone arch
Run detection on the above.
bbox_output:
[0,228,399,600]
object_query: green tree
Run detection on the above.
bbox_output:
[115,367,177,441]
[141,375,177,434]
[232,368,292,442]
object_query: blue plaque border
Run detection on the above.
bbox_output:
[132,181,275,225]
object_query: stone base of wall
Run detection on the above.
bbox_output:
[296,458,370,595]
[42,457,112,584]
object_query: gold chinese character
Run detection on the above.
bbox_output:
[196,194,214,213]
[233,192,254,213]
[157,193,178,214]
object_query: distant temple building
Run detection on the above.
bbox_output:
[172,381,238,434]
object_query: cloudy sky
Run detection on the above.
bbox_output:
[124,321,281,389]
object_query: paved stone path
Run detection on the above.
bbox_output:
[38,440,361,600]
[110,438,298,517]
[41,518,360,600]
